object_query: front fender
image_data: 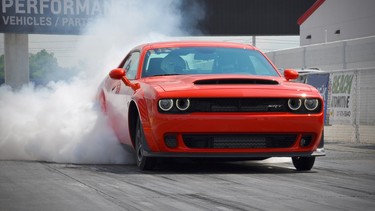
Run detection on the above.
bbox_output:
[129,91,161,152]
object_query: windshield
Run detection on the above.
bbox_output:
[142,47,278,77]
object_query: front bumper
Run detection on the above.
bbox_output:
[144,149,326,158]
[142,112,325,157]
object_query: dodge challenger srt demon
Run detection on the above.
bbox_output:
[97,41,325,171]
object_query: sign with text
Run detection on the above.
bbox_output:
[0,0,112,34]
[306,73,330,125]
[328,73,355,125]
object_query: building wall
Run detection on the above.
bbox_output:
[266,36,375,70]
[267,0,375,143]
[300,0,375,46]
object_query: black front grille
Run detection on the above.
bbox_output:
[189,98,288,112]
[183,134,297,149]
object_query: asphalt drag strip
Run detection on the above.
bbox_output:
[1,142,374,211]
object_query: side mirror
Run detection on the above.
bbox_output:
[284,69,299,81]
[108,68,140,91]
[109,68,125,80]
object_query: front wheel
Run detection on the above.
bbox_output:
[135,117,156,171]
[292,156,315,171]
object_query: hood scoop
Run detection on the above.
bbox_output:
[194,78,279,85]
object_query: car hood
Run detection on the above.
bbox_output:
[141,74,313,93]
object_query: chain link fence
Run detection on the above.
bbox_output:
[305,68,375,143]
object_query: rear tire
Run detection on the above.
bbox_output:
[135,117,156,171]
[292,156,315,171]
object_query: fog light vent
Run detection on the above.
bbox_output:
[165,135,178,148]
[300,135,313,147]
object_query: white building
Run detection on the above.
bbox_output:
[299,0,375,46]
[266,0,375,143]
[266,0,375,70]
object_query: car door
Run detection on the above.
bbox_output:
[107,51,141,145]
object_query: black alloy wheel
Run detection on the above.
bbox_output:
[135,117,157,170]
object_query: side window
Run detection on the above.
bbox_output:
[123,52,140,80]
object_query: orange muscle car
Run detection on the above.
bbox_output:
[97,41,325,171]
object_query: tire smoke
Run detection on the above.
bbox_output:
[0,0,203,164]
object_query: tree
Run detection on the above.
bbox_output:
[0,50,78,86]
[30,49,66,85]
[30,49,79,85]
[30,49,59,80]
[0,49,78,85]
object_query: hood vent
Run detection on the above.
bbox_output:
[194,78,279,85]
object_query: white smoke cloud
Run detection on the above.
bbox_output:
[0,80,129,164]
[76,0,190,77]
[0,0,202,164]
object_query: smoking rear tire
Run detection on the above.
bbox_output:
[135,117,156,171]
[292,156,315,171]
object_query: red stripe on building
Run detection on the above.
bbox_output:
[297,0,325,25]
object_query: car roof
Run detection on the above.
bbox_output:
[135,41,258,51]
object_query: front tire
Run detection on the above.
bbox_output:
[292,156,315,171]
[135,117,156,171]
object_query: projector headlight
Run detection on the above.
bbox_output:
[288,98,302,111]
[158,99,173,111]
[304,98,319,111]
[176,99,190,111]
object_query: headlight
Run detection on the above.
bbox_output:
[158,99,173,111]
[304,98,319,111]
[288,99,302,111]
[176,99,190,111]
